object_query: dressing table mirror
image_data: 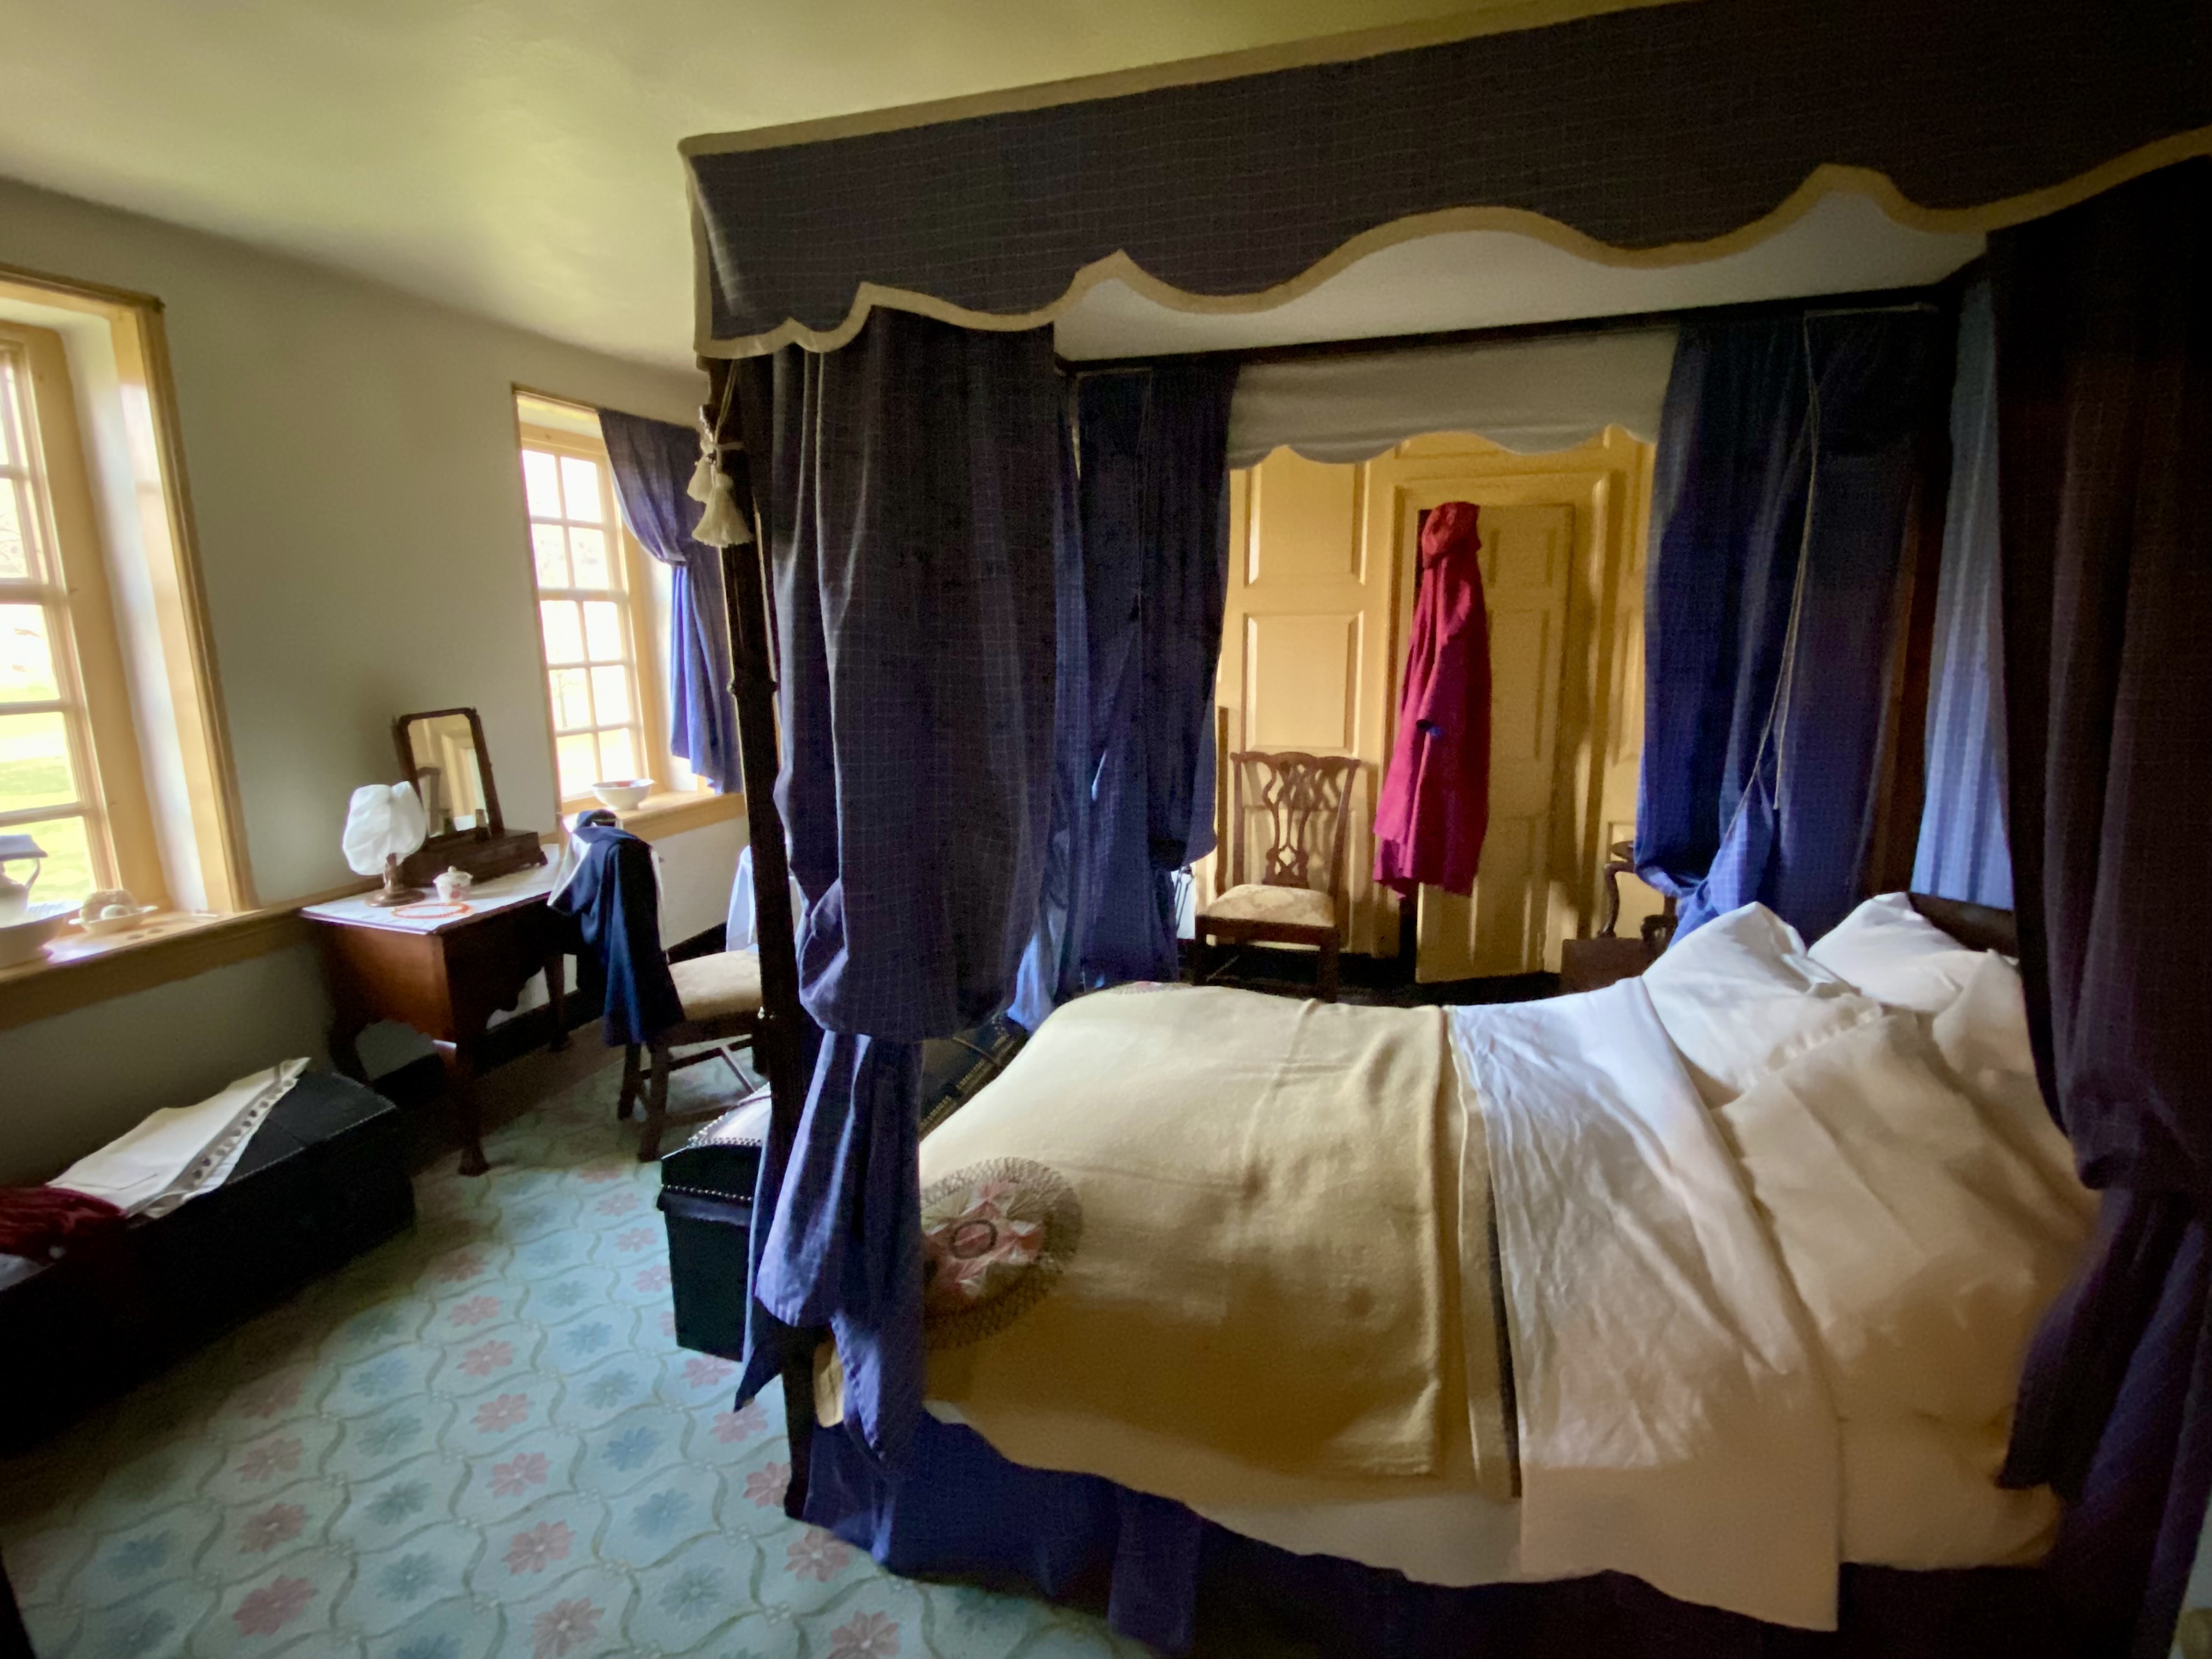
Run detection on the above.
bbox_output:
[391,707,545,885]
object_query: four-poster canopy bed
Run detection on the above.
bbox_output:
[668,1,2212,1652]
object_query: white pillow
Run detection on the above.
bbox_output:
[1808,893,1985,1014]
[1643,902,1882,1107]
[1717,1012,2095,1430]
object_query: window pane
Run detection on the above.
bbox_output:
[559,456,603,523]
[8,814,94,910]
[1,605,60,702]
[582,600,623,662]
[0,358,17,468]
[0,709,79,814]
[590,666,630,728]
[0,478,30,582]
[567,526,610,590]
[556,732,599,799]
[549,667,592,731]
[531,523,568,588]
[522,449,562,519]
[597,725,637,785]
[539,600,584,665]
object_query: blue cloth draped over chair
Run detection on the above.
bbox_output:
[599,408,742,791]
[1634,307,1951,941]
[1990,159,2212,1659]
[729,309,1062,1466]
[1911,280,2013,909]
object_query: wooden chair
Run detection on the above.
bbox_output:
[1192,751,1361,1001]
[1559,839,1676,994]
[613,951,764,1163]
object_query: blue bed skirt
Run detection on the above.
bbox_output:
[805,1414,2096,1657]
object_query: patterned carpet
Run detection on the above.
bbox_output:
[0,1059,1146,1659]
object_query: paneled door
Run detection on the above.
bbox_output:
[1214,453,1398,954]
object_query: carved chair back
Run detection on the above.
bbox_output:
[1225,751,1361,900]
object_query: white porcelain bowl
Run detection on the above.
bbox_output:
[591,779,653,812]
[0,900,80,967]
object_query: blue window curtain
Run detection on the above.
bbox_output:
[729,310,1062,1467]
[1633,307,1952,941]
[1910,279,2014,908]
[598,408,741,791]
[1991,160,2212,1659]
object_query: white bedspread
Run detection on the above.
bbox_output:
[1454,979,1839,1629]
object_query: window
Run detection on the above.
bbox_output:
[0,323,158,911]
[517,406,663,809]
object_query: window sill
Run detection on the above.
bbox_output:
[566,791,744,842]
[0,891,364,1033]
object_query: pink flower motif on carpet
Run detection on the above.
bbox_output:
[656,1311,677,1338]
[532,1595,602,1657]
[459,1339,515,1378]
[473,1393,531,1433]
[232,1575,314,1635]
[786,1528,854,1582]
[448,1295,501,1328]
[613,1227,652,1253]
[577,1163,627,1184]
[235,1436,303,1483]
[504,1520,573,1575]
[827,1610,902,1659]
[922,1179,1041,1308]
[682,1355,735,1389]
[488,1452,550,1496]
[633,1264,672,1293]
[743,1462,790,1508]
[711,1401,766,1443]
[432,1249,486,1283]
[234,1374,302,1420]
[238,1502,307,1554]
[595,1189,643,1217]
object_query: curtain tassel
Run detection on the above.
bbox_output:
[686,439,721,505]
[692,467,753,548]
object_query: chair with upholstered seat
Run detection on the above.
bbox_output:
[615,949,763,1163]
[1192,750,1361,1001]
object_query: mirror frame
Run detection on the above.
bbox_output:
[392,707,505,845]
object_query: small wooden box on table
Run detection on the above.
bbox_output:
[303,865,568,1175]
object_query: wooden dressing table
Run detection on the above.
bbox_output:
[304,865,569,1176]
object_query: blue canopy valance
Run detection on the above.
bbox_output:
[683,0,2210,356]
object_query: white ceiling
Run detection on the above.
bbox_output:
[0,0,1509,370]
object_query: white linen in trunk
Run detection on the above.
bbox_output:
[50,1059,307,1217]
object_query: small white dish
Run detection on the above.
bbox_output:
[591,779,652,811]
[0,900,80,967]
[74,904,162,938]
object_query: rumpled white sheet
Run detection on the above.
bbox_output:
[1454,980,1840,1629]
[51,1060,307,1218]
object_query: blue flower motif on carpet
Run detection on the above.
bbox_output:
[394,1635,459,1659]
[659,1565,722,1620]
[109,1534,168,1577]
[603,1426,658,1470]
[582,1370,635,1409]
[99,1607,172,1657]
[366,1481,428,1525]
[548,1280,589,1310]
[353,1355,408,1398]
[631,1490,689,1537]
[562,1321,612,1356]
[376,1551,438,1602]
[359,1415,422,1456]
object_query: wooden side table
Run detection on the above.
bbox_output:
[303,866,569,1176]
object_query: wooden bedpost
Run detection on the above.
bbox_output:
[702,356,818,1517]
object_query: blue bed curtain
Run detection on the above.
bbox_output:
[1910,280,2014,908]
[1633,307,1953,941]
[1991,159,2212,1659]
[727,309,1062,1466]
[598,408,742,792]
[1069,364,1239,989]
